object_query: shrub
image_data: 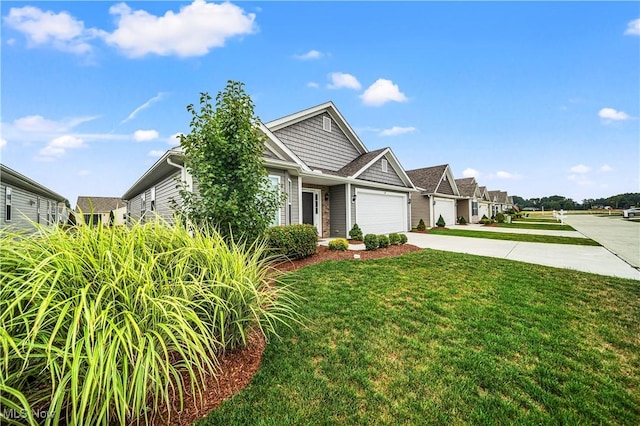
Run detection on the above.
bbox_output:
[481,214,489,220]
[417,218,427,231]
[399,233,408,244]
[349,223,363,241]
[378,234,390,248]
[458,216,467,225]
[364,234,379,251]
[496,212,506,223]
[0,218,299,425]
[265,224,318,260]
[480,217,493,225]
[436,215,446,227]
[388,233,401,245]
[328,238,349,251]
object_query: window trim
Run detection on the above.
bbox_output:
[5,187,12,222]
[140,192,147,216]
[381,158,388,173]
[267,175,281,226]
[150,186,156,212]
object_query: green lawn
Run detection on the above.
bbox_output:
[427,228,600,246]
[199,251,639,425]
[514,217,561,223]
[497,222,575,231]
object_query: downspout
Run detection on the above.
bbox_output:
[167,157,192,192]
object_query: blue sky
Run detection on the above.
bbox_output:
[1,1,638,206]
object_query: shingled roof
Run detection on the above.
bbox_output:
[455,177,478,197]
[406,164,448,193]
[76,196,125,213]
[337,148,386,177]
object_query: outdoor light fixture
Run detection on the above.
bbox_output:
[408,196,411,205]
[325,192,329,202]
[352,194,357,203]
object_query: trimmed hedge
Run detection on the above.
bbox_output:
[328,238,349,251]
[496,212,506,223]
[265,224,318,260]
[364,234,379,251]
[389,233,401,245]
[378,234,390,248]
[399,233,408,244]
[436,215,446,227]
[417,218,427,231]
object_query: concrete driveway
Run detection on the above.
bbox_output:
[563,215,640,268]
[405,232,640,280]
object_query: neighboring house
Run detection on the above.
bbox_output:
[406,164,461,228]
[478,186,492,219]
[455,177,482,224]
[122,101,416,237]
[75,196,126,225]
[1,163,68,231]
[488,190,510,216]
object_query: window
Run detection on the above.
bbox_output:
[381,158,388,173]
[5,187,11,221]
[141,192,146,216]
[46,201,51,224]
[322,116,332,132]
[36,198,40,224]
[472,201,478,216]
[150,187,156,212]
[267,175,281,226]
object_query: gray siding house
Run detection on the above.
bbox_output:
[122,101,416,237]
[406,164,461,228]
[455,177,482,224]
[1,164,68,231]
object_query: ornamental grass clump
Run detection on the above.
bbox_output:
[0,218,299,426]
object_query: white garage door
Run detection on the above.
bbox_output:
[434,198,456,227]
[355,189,407,235]
[478,204,489,220]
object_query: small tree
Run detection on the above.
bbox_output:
[458,216,467,225]
[349,223,363,241]
[178,81,283,242]
[417,218,426,231]
[436,215,446,227]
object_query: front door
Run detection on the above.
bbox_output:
[302,189,322,236]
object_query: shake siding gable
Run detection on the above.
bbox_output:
[273,113,361,171]
[358,157,405,186]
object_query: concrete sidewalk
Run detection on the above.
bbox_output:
[405,232,640,280]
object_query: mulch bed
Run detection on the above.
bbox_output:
[152,243,421,425]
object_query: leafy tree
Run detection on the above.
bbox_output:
[178,81,283,242]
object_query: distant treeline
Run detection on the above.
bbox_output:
[512,193,640,211]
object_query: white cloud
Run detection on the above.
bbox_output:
[121,93,166,124]
[462,168,480,178]
[570,164,591,174]
[599,164,613,172]
[6,38,16,46]
[378,126,416,137]
[294,50,323,60]
[624,18,640,35]
[598,107,630,121]
[0,138,6,149]
[104,1,257,58]
[360,79,408,107]
[327,72,361,90]
[133,129,159,142]
[13,115,98,133]
[3,5,102,54]
[77,169,91,176]
[495,171,521,179]
[306,82,319,89]
[148,149,165,157]
[167,132,183,146]
[39,135,85,158]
